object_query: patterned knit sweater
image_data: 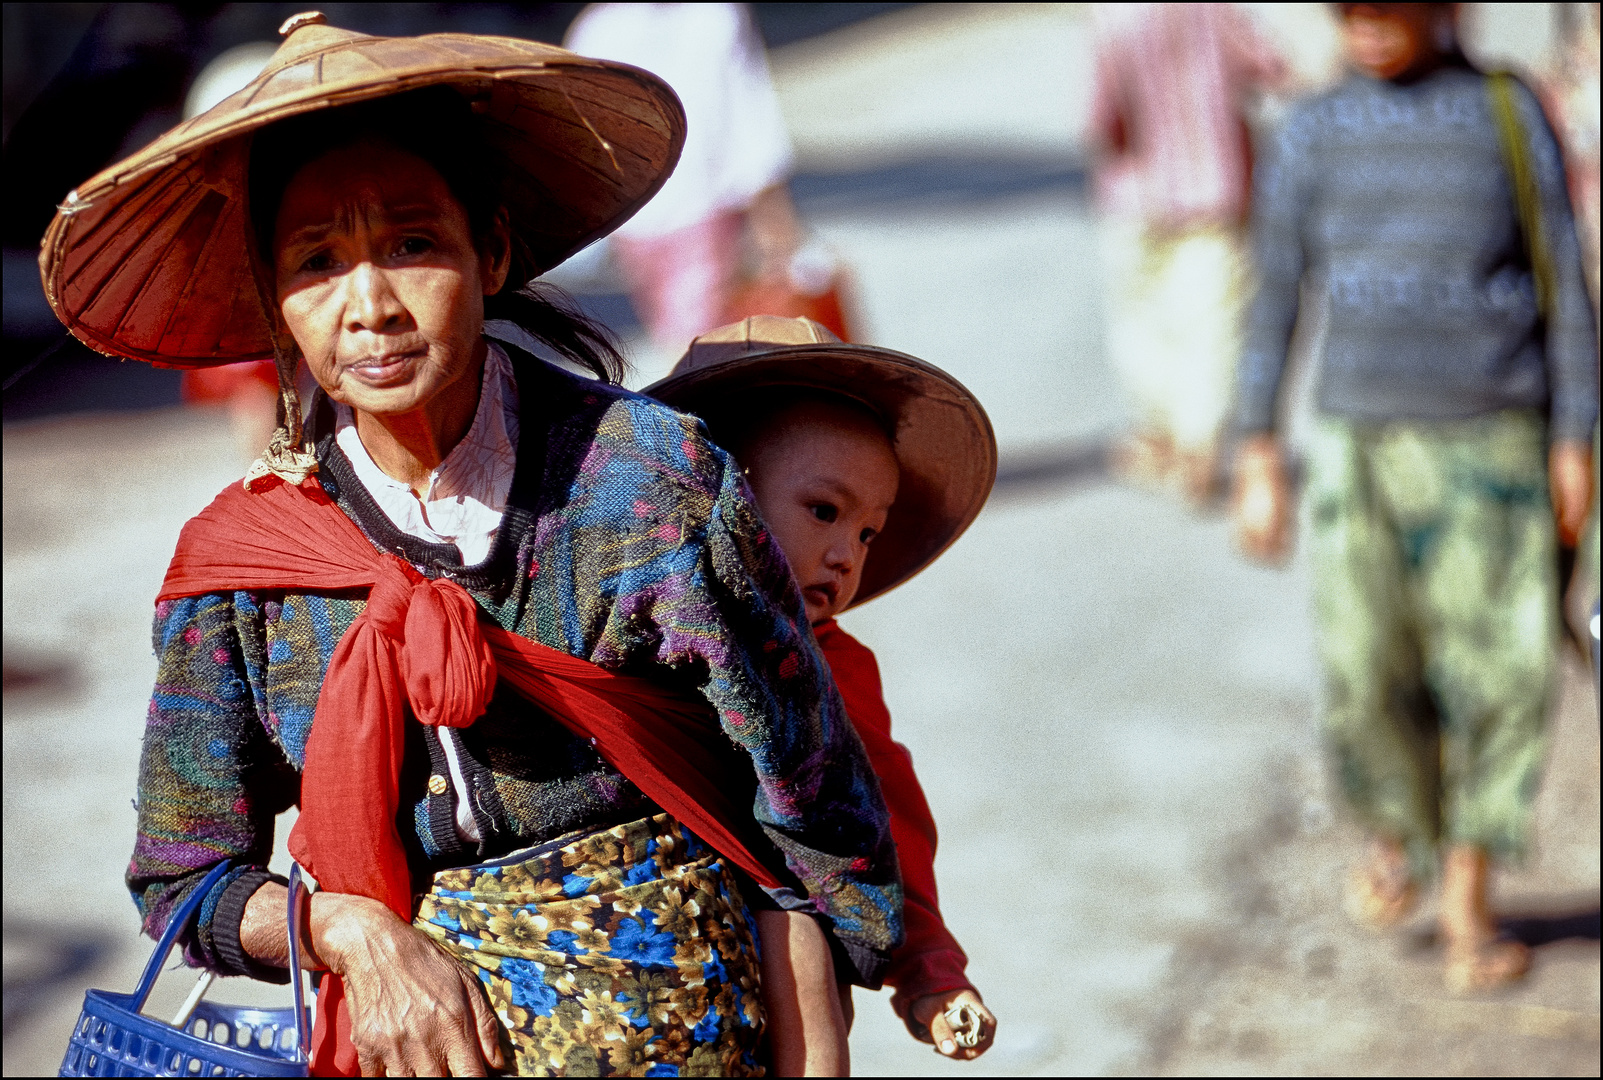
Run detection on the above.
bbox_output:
[128,347,902,986]
[1237,67,1598,441]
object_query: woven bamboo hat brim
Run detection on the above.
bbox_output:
[647,316,997,610]
[38,11,685,368]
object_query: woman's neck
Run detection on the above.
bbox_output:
[354,342,487,496]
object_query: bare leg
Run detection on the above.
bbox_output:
[1179,441,1221,507]
[755,910,850,1076]
[1114,428,1177,491]
[1440,844,1529,992]
[1345,835,1419,929]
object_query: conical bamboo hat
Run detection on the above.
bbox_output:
[648,316,998,609]
[38,12,685,368]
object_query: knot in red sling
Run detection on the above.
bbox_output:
[158,477,780,1076]
[363,556,498,732]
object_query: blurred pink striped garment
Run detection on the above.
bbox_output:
[1090,3,1284,227]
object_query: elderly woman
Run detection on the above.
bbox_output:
[42,15,898,1077]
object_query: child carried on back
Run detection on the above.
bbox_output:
[651,316,999,1071]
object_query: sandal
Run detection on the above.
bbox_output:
[1345,848,1419,929]
[1444,934,1530,993]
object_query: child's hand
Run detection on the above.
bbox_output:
[909,989,996,1060]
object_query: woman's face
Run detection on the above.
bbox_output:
[273,138,510,417]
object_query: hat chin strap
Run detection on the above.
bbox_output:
[243,342,319,491]
[241,227,319,491]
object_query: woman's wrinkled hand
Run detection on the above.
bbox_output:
[313,893,505,1077]
[909,988,996,1060]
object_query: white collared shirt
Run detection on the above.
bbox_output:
[333,341,519,567]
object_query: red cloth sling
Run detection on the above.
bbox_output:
[158,476,780,1076]
[812,619,973,1017]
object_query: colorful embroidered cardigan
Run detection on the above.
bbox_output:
[128,349,903,986]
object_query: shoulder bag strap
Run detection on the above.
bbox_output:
[1487,71,1554,320]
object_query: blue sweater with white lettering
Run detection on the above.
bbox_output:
[1236,66,1597,441]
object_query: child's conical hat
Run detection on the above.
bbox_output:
[648,316,997,609]
[38,11,685,368]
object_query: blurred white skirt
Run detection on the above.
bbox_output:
[1099,216,1249,453]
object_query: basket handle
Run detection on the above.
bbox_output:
[287,863,311,1061]
[132,860,314,1061]
[130,862,234,1011]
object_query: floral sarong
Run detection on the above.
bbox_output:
[415,814,766,1076]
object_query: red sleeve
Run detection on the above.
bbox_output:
[813,620,974,1018]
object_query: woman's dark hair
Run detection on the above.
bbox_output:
[249,86,624,383]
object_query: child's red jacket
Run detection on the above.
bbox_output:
[814,618,974,1021]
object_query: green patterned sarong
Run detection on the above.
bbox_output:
[1304,410,1559,877]
[415,814,766,1076]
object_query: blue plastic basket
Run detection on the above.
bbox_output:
[60,863,312,1077]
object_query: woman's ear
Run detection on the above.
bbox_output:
[481,207,513,296]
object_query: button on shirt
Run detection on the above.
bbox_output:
[333,339,520,841]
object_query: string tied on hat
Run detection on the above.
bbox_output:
[242,339,319,491]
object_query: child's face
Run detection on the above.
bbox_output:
[1340,3,1441,80]
[742,402,899,626]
